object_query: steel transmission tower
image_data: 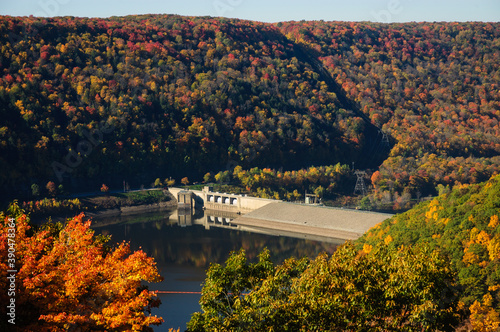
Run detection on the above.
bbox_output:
[354,170,368,196]
[381,130,390,147]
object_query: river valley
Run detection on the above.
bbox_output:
[92,209,342,330]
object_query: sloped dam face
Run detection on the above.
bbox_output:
[232,202,393,241]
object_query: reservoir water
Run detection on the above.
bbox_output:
[92,209,342,331]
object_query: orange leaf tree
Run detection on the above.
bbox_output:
[0,203,163,331]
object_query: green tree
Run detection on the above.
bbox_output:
[313,185,324,199]
[57,184,64,196]
[187,249,275,331]
[214,170,231,184]
[188,244,460,331]
[31,183,40,197]
[358,195,374,210]
[154,178,163,188]
[203,172,213,183]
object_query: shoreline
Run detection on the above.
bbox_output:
[86,200,177,219]
[26,189,393,243]
[30,195,178,224]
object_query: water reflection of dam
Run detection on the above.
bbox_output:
[172,208,239,230]
[92,207,344,244]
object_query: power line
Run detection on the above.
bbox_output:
[156,291,201,294]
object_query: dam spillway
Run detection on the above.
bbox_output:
[169,186,278,214]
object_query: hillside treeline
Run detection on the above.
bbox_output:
[358,173,500,329]
[280,21,500,196]
[0,15,499,201]
[0,15,369,197]
[189,174,500,330]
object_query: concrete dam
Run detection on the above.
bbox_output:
[168,186,277,214]
[168,186,393,241]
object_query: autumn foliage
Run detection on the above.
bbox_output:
[280,20,500,197]
[214,163,352,200]
[188,245,460,331]
[358,174,500,328]
[0,204,163,331]
[0,15,363,194]
[0,15,499,200]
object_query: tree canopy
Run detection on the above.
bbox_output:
[358,174,500,329]
[189,175,500,330]
[0,203,163,331]
[1,16,499,201]
[187,244,460,331]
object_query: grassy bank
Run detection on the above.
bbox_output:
[22,189,175,219]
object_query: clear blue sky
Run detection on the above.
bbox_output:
[1,0,499,23]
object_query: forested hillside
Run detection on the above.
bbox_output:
[280,21,500,196]
[0,15,499,202]
[0,15,375,197]
[358,174,500,329]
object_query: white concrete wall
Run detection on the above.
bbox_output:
[168,187,183,198]
[239,196,278,211]
[168,187,278,213]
